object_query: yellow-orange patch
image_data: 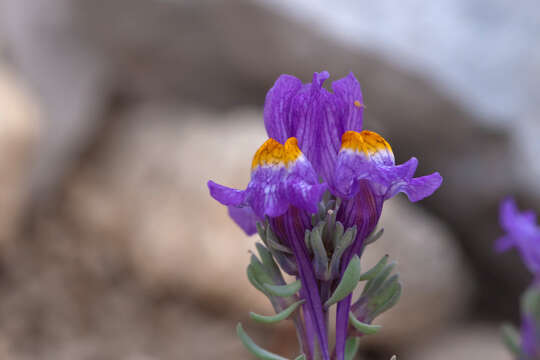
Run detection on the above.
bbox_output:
[251,137,302,170]
[340,130,393,157]
[353,100,364,108]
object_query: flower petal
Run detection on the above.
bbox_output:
[388,166,443,202]
[247,164,289,218]
[209,137,324,234]
[290,72,332,176]
[263,72,370,189]
[283,139,327,214]
[497,197,540,275]
[228,206,259,236]
[331,72,364,133]
[277,208,330,360]
[207,180,245,206]
[263,74,303,144]
[335,131,442,202]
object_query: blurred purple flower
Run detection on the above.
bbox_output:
[208,71,442,360]
[496,197,540,276]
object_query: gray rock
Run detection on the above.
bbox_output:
[403,325,513,360]
[0,64,38,245]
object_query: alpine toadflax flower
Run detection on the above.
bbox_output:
[208,71,442,360]
[497,198,540,359]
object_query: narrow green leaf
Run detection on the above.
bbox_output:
[349,312,382,335]
[236,323,288,360]
[247,264,268,295]
[304,230,311,252]
[250,300,305,324]
[263,280,302,297]
[371,282,402,319]
[344,337,360,360]
[333,221,344,248]
[364,228,384,246]
[270,251,297,275]
[325,255,362,307]
[501,323,522,356]
[250,255,274,287]
[257,222,267,241]
[362,262,395,297]
[369,275,400,310]
[294,355,306,360]
[266,226,293,254]
[359,255,389,281]
[522,287,540,319]
[256,243,284,284]
[310,223,329,279]
[328,226,356,278]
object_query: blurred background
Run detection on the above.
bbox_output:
[0,0,538,359]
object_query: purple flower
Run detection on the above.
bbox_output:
[496,198,540,276]
[208,71,442,360]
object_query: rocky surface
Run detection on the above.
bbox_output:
[403,325,513,360]
[0,63,38,245]
[360,198,471,347]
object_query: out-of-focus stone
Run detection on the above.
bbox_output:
[65,104,274,315]
[0,64,38,244]
[403,325,513,360]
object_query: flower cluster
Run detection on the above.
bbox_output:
[208,71,442,360]
[497,198,540,359]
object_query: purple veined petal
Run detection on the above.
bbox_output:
[207,180,245,206]
[283,179,327,215]
[209,137,325,235]
[336,181,383,236]
[283,155,328,214]
[334,183,383,360]
[389,169,443,202]
[335,295,352,360]
[264,71,371,189]
[317,91,343,189]
[227,206,259,236]
[247,165,290,218]
[333,130,397,198]
[247,137,323,219]
[289,76,323,167]
[272,208,330,360]
[300,287,316,356]
[331,72,364,132]
[263,74,303,143]
[290,72,341,186]
[334,131,442,203]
